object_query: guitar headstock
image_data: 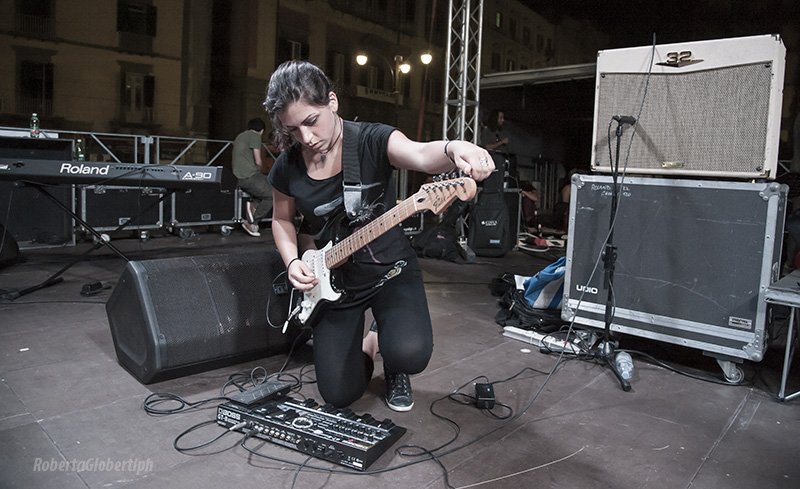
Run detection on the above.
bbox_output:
[414,175,477,215]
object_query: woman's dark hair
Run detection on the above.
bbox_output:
[263,60,334,151]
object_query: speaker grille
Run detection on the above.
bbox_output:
[594,63,773,176]
[151,253,281,368]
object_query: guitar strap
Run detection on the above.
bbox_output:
[342,120,363,219]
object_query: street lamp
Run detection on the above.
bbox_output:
[420,51,433,65]
[355,50,433,200]
[356,52,414,93]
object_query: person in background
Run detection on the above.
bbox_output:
[232,117,273,237]
[264,60,493,412]
[481,109,510,153]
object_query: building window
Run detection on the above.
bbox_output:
[117,0,156,37]
[117,0,157,36]
[18,60,53,116]
[523,26,531,46]
[117,1,156,53]
[328,51,348,87]
[120,71,154,124]
[490,52,501,71]
[536,33,544,53]
[290,41,302,60]
[426,78,442,107]
[495,11,502,29]
[395,0,415,35]
[277,38,309,66]
[508,17,517,40]
[16,0,55,38]
[359,64,381,90]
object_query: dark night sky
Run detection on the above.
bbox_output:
[519,0,795,49]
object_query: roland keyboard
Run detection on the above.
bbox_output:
[0,158,234,190]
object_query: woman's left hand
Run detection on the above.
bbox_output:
[448,141,495,181]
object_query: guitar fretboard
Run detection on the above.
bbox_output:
[324,198,418,269]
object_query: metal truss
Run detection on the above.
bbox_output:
[443,0,483,143]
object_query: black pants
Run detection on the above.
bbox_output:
[311,258,433,407]
[238,173,273,222]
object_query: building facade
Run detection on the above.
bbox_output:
[0,0,605,146]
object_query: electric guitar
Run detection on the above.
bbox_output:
[291,176,477,328]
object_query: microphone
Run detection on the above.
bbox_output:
[613,115,636,125]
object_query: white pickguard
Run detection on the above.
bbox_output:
[297,242,341,325]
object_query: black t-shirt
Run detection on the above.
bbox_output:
[268,121,416,293]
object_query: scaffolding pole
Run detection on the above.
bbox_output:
[443,0,483,143]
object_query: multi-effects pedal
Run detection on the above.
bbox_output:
[217,396,406,470]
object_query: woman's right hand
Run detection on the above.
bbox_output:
[288,256,318,291]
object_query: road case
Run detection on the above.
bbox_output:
[562,174,787,381]
[169,186,237,231]
[80,185,165,233]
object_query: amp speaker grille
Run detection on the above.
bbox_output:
[594,63,773,177]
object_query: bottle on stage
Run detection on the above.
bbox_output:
[30,113,40,138]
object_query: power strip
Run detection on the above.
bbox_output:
[502,326,582,353]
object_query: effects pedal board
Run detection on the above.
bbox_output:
[217,396,406,470]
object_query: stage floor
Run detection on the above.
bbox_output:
[1,227,799,489]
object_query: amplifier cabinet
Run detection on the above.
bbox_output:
[563,174,787,362]
[591,34,785,179]
[80,185,164,232]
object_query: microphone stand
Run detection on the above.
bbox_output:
[594,120,632,392]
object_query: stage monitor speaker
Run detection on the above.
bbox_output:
[106,250,297,384]
[591,34,785,180]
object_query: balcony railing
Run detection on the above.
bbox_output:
[15,14,56,39]
[16,96,53,117]
[355,85,403,105]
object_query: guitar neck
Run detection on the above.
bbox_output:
[324,197,419,269]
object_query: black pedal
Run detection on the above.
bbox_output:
[475,383,495,409]
[230,380,291,407]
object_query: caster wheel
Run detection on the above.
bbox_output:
[220,225,232,237]
[724,366,744,384]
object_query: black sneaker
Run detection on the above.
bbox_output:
[384,368,413,412]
